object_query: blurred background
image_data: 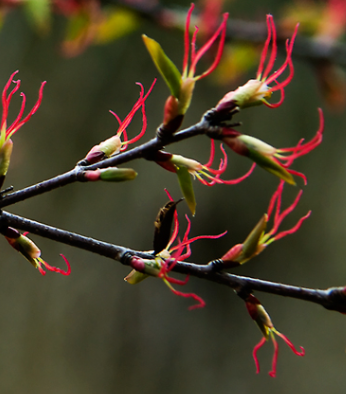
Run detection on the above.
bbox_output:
[0,0,345,393]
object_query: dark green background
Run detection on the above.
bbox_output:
[0,0,345,393]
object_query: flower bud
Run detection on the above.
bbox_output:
[84,135,122,164]
[84,168,137,182]
[245,294,273,339]
[221,215,267,266]
[5,230,41,267]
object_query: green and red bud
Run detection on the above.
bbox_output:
[4,227,41,267]
[83,135,122,165]
[221,215,267,267]
[4,227,70,276]
[216,15,297,112]
[163,95,184,132]
[216,79,271,111]
[84,168,137,182]
[124,257,161,284]
[245,294,273,339]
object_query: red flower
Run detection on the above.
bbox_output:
[216,15,298,111]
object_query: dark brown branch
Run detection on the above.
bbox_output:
[0,115,210,209]
[2,210,346,314]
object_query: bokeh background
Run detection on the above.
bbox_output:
[0,0,346,393]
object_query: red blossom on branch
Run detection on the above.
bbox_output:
[221,108,324,185]
[216,15,298,111]
[83,79,155,164]
[109,79,156,151]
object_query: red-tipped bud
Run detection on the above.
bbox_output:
[245,294,273,339]
[163,95,180,125]
[84,167,137,182]
[221,215,267,266]
[84,135,122,164]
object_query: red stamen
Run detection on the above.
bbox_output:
[183,3,195,77]
[267,182,282,221]
[275,331,305,356]
[253,336,266,374]
[41,254,71,276]
[274,211,311,241]
[268,334,279,378]
[1,71,19,132]
[190,26,199,69]
[271,187,302,236]
[222,162,256,185]
[256,15,272,80]
[7,92,26,134]
[287,168,307,185]
[263,84,285,108]
[192,12,229,80]
[266,24,298,86]
[204,139,215,168]
[262,15,277,81]
[5,79,46,140]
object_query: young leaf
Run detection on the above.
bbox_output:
[248,148,296,185]
[176,166,196,216]
[142,35,181,98]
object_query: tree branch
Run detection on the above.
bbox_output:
[1,210,345,314]
[0,113,211,209]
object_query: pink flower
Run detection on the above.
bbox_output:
[216,15,298,111]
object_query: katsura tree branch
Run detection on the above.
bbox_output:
[0,111,213,209]
[1,209,346,314]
